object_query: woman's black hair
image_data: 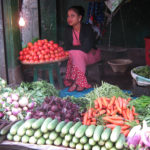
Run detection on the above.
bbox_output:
[68,6,85,21]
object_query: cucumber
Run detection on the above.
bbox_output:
[10,120,24,135]
[115,134,125,149]
[26,129,34,137]
[7,133,13,141]
[69,141,76,148]
[47,119,58,131]
[43,133,50,139]
[37,137,45,145]
[75,125,87,138]
[89,138,96,146]
[24,118,36,129]
[32,118,45,129]
[54,137,62,146]
[34,129,42,138]
[61,121,73,135]
[84,144,91,150]
[98,139,105,146]
[80,136,88,144]
[21,135,29,143]
[101,128,111,141]
[55,121,66,133]
[101,146,107,150]
[0,122,16,135]
[69,121,82,135]
[49,131,58,140]
[85,125,96,138]
[13,135,21,142]
[65,134,72,142]
[41,117,52,133]
[110,126,121,142]
[17,123,26,136]
[60,132,66,138]
[29,136,37,144]
[93,125,104,142]
[72,136,79,144]
[105,140,113,149]
[76,143,83,150]
[92,145,101,150]
[62,139,69,147]
[46,139,53,145]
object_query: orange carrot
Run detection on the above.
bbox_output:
[87,120,91,125]
[115,100,122,114]
[97,98,102,109]
[126,108,130,120]
[122,110,128,120]
[88,108,92,118]
[102,97,108,107]
[118,97,123,110]
[121,125,130,130]
[111,109,118,116]
[129,110,134,121]
[83,112,88,124]
[107,109,111,115]
[94,99,99,108]
[99,110,106,115]
[122,99,127,109]
[103,117,124,126]
[108,96,116,108]
[109,116,124,120]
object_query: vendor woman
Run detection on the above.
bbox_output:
[64,6,101,92]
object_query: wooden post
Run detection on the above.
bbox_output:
[2,0,23,84]
[0,0,7,80]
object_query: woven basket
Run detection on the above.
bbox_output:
[108,59,132,73]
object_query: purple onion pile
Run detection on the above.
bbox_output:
[30,96,82,122]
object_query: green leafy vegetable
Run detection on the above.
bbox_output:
[133,66,150,79]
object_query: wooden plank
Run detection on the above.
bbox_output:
[1,141,75,150]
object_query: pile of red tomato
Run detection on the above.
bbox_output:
[19,39,69,63]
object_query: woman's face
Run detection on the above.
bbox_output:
[67,9,82,26]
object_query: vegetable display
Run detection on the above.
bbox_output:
[82,96,139,137]
[30,96,82,122]
[6,118,126,150]
[19,39,69,63]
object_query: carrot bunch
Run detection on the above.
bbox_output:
[82,96,139,136]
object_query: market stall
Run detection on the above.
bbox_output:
[0,75,150,150]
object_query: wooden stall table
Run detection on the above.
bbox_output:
[21,57,68,89]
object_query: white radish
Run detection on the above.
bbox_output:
[12,101,19,108]
[7,97,12,103]
[11,93,19,101]
[19,97,28,107]
[9,115,17,121]
[23,107,28,111]
[12,108,19,116]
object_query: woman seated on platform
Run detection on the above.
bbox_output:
[64,6,101,92]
